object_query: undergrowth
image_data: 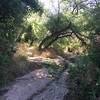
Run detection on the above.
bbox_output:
[69,56,100,100]
[42,61,64,75]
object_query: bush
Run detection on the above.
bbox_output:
[68,55,99,100]
[0,0,24,88]
[69,56,90,100]
[68,35,100,100]
[89,35,100,68]
[89,35,100,99]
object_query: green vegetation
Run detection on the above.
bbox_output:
[0,0,100,99]
[42,61,64,75]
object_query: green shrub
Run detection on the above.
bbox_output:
[42,61,63,75]
[88,35,100,99]
[69,56,89,100]
[89,35,100,68]
[68,55,99,100]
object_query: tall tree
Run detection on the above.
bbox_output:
[38,0,93,50]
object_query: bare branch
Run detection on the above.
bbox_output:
[58,33,72,38]
[71,0,87,14]
[74,33,87,45]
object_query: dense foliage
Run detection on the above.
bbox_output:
[0,0,42,87]
[0,0,43,65]
[0,0,100,99]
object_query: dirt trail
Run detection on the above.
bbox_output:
[30,70,68,100]
[1,68,68,100]
[1,48,69,100]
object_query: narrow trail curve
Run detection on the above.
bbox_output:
[1,55,69,100]
[30,70,69,100]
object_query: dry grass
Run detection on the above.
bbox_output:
[28,45,58,58]
[13,42,29,58]
[10,41,87,81]
[10,43,60,80]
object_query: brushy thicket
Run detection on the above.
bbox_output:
[0,0,23,87]
[0,0,43,87]
[89,35,100,68]
[68,35,100,100]
[89,35,100,99]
